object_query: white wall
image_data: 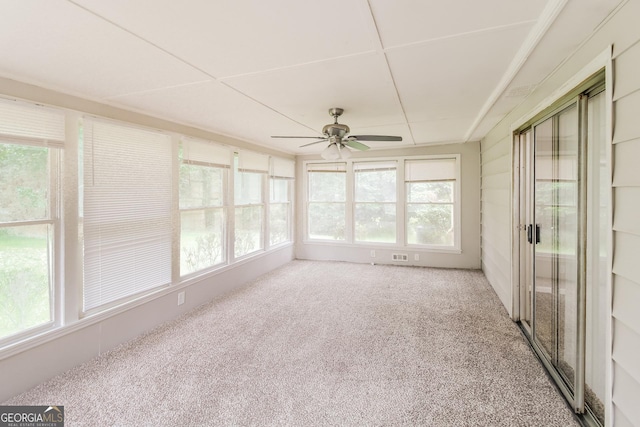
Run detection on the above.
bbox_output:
[480,0,640,425]
[295,142,481,269]
[0,77,295,403]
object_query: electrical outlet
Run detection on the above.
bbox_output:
[414,254,419,261]
[370,250,376,258]
[177,291,185,306]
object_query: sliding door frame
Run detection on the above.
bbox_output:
[509,47,613,426]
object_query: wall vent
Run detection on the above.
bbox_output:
[392,253,408,262]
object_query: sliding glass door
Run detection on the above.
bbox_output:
[517,76,608,426]
[533,102,579,389]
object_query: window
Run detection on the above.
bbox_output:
[0,92,300,353]
[354,161,397,243]
[82,118,172,312]
[405,158,458,247]
[234,151,268,258]
[179,138,229,276]
[269,157,294,246]
[0,99,64,340]
[305,157,460,248]
[307,163,346,240]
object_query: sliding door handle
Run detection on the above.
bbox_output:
[535,224,541,244]
[527,224,533,244]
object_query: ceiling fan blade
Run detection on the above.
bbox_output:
[344,139,370,151]
[271,135,324,139]
[350,135,403,142]
[300,139,328,148]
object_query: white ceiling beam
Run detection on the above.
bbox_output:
[463,0,569,142]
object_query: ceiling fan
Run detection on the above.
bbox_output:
[271,108,402,160]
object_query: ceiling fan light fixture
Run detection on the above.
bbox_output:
[321,143,340,160]
[338,144,351,159]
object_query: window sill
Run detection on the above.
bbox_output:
[302,239,462,254]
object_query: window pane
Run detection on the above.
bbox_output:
[355,203,396,243]
[235,205,263,257]
[270,203,289,246]
[309,172,345,202]
[407,181,453,203]
[407,204,453,246]
[355,169,396,202]
[269,177,291,246]
[270,178,289,203]
[235,172,263,205]
[0,225,51,339]
[180,209,225,275]
[308,202,345,240]
[0,143,49,222]
[535,182,577,255]
[179,164,224,209]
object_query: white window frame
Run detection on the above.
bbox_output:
[304,162,348,242]
[232,151,268,260]
[303,154,461,252]
[268,156,295,248]
[178,137,230,278]
[0,98,64,345]
[0,94,299,356]
[353,161,398,245]
[405,154,461,252]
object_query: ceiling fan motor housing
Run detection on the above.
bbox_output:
[322,123,350,138]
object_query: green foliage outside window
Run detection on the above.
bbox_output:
[407,181,454,246]
[0,144,52,339]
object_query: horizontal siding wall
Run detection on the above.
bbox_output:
[480,131,512,312]
[611,10,640,422]
[480,0,640,425]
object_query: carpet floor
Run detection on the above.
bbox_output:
[4,260,579,426]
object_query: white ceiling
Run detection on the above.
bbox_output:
[0,0,623,155]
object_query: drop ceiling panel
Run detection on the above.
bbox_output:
[223,53,406,132]
[387,23,533,125]
[0,0,625,155]
[370,0,547,48]
[410,117,474,144]
[72,0,376,78]
[111,80,314,152]
[0,0,209,99]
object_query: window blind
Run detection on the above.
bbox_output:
[306,162,346,173]
[270,157,295,178]
[0,98,65,147]
[405,158,456,182]
[82,118,173,311]
[354,161,397,172]
[237,150,269,173]
[181,137,231,168]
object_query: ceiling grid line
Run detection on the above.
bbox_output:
[362,0,416,145]
[0,0,622,154]
[66,0,322,139]
[65,0,218,82]
[382,19,539,53]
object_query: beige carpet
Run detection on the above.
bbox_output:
[4,261,579,426]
